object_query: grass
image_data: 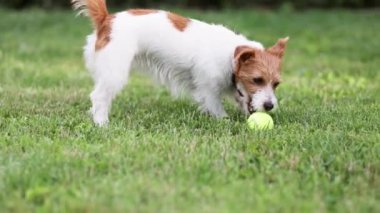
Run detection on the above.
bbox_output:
[0,7,379,212]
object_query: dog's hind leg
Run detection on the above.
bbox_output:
[89,46,136,126]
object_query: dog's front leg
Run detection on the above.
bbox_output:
[192,89,228,118]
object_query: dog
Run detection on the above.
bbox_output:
[72,0,288,126]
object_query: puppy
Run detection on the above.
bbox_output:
[72,0,288,126]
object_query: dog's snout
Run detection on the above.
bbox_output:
[263,102,274,111]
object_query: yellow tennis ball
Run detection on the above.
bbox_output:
[247,112,274,130]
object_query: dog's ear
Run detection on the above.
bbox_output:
[267,37,289,58]
[235,46,256,64]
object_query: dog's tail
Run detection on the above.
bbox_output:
[72,0,109,30]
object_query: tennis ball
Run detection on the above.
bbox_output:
[247,112,274,130]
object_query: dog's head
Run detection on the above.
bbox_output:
[233,37,288,114]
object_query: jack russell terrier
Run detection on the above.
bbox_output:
[72,0,289,126]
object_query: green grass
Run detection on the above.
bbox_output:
[0,7,379,212]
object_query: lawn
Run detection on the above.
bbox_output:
[0,7,379,212]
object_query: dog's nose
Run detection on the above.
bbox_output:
[263,102,274,111]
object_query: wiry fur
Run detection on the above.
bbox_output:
[72,0,108,27]
[72,0,288,126]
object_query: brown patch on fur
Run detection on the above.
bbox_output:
[128,9,158,16]
[84,0,109,30]
[75,0,113,51]
[95,15,114,51]
[234,45,285,94]
[267,37,289,58]
[167,12,190,32]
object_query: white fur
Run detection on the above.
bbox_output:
[72,0,89,16]
[251,85,278,112]
[84,11,265,125]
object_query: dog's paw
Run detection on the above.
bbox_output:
[215,111,228,119]
[93,116,109,127]
[199,107,228,119]
[90,107,109,127]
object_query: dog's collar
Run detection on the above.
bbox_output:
[231,73,244,97]
[231,73,237,88]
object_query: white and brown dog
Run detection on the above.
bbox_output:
[72,0,289,126]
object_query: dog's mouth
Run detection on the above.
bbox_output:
[235,88,255,114]
[248,105,255,114]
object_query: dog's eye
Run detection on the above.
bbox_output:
[273,82,280,89]
[253,77,264,85]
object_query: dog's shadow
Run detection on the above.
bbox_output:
[110,91,247,134]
